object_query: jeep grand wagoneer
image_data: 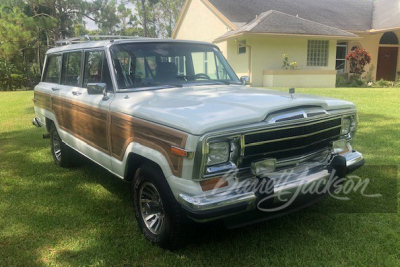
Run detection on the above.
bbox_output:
[33,37,364,249]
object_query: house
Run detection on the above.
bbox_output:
[172,0,400,87]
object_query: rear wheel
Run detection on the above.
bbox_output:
[132,164,186,250]
[49,123,79,168]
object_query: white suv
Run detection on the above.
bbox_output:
[33,38,364,249]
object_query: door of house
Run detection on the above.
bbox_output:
[376,47,398,81]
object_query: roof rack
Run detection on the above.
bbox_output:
[55,35,139,46]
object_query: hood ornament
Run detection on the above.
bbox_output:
[289,87,295,99]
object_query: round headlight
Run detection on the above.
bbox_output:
[207,142,230,166]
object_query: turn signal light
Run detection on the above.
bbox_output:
[200,177,228,192]
[171,146,188,157]
[171,146,194,159]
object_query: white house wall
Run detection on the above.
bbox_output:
[174,0,230,57]
[226,36,337,87]
[226,39,249,79]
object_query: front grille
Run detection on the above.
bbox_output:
[240,117,342,167]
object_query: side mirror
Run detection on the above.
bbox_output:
[87,83,109,100]
[87,83,106,95]
[240,76,250,85]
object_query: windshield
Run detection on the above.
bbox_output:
[109,42,241,90]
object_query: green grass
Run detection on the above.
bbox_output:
[0,88,399,266]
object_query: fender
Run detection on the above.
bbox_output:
[112,142,174,180]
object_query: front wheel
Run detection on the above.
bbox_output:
[49,123,79,168]
[132,164,186,250]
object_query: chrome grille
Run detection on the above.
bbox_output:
[240,117,342,167]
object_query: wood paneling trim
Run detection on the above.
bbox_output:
[110,112,188,177]
[51,95,110,154]
[34,91,188,177]
[34,91,52,111]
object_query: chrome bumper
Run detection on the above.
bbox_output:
[178,151,364,222]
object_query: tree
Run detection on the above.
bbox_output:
[130,0,184,38]
[0,5,35,59]
[129,0,158,37]
[0,5,36,90]
[28,0,110,42]
[93,0,120,34]
[94,0,136,35]
[156,0,185,37]
[0,0,187,91]
[116,2,135,35]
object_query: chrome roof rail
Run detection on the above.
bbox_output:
[55,35,140,46]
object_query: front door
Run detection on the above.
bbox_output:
[376,47,398,81]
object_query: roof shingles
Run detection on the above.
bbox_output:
[373,0,400,30]
[215,10,358,41]
[208,0,375,31]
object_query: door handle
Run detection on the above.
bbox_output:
[51,87,60,91]
[72,91,82,96]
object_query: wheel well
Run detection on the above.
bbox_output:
[124,153,164,182]
[45,118,54,133]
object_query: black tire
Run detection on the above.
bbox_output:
[49,123,79,168]
[132,164,187,250]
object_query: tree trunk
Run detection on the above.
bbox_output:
[56,0,66,40]
[141,0,147,37]
[168,14,172,37]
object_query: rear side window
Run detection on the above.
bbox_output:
[43,55,62,83]
[61,52,82,86]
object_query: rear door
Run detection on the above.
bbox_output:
[53,49,114,169]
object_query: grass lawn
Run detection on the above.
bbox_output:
[0,88,399,266]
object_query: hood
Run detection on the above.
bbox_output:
[111,85,355,135]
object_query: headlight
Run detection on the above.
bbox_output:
[342,117,351,135]
[207,142,230,166]
[341,114,357,139]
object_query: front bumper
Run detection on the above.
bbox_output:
[178,151,364,222]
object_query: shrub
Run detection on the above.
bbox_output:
[336,75,348,87]
[0,74,30,91]
[336,75,366,88]
[346,48,372,78]
[349,78,366,87]
[282,54,298,70]
[376,79,392,88]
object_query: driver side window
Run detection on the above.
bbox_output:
[83,50,113,92]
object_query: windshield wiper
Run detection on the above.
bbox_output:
[153,83,183,88]
[217,81,231,85]
[139,82,183,88]
[117,83,183,92]
[192,81,235,86]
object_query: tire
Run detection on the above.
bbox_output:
[132,164,186,250]
[49,123,79,168]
